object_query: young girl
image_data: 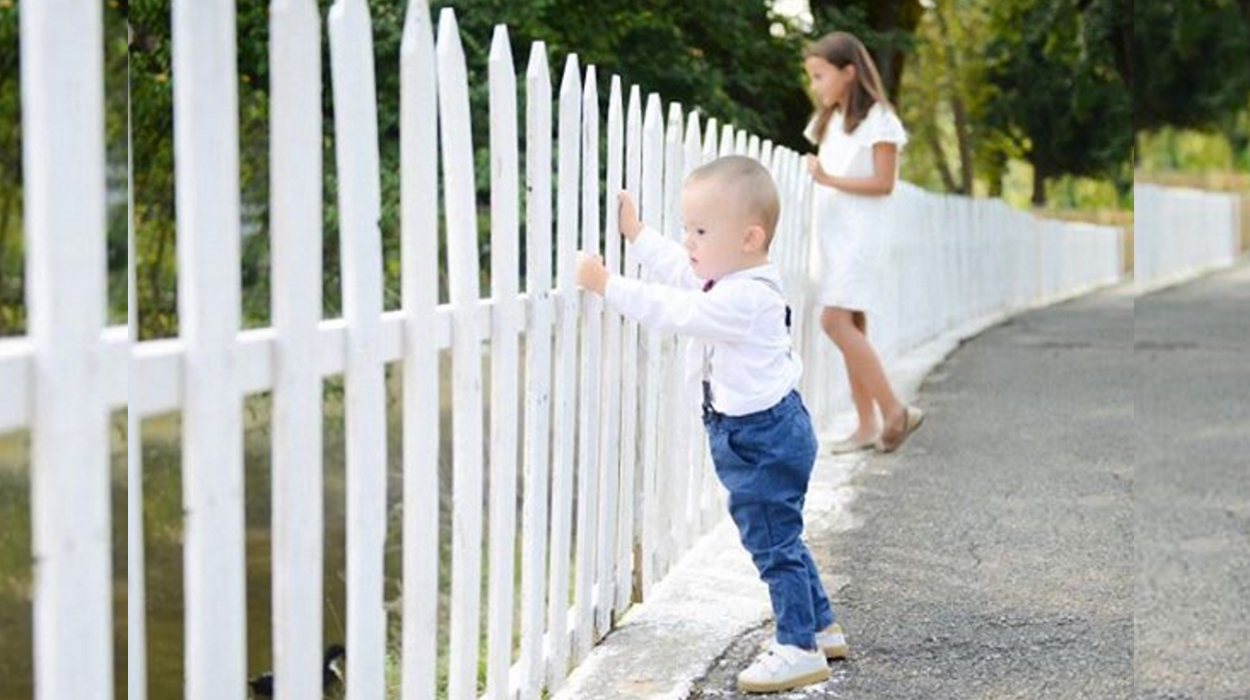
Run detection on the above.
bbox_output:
[802,31,924,454]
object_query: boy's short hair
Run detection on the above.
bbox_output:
[687,155,781,249]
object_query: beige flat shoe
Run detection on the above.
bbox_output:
[880,406,924,453]
[829,434,878,455]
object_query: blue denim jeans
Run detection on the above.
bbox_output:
[703,390,835,650]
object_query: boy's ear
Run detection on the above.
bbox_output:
[743,225,768,254]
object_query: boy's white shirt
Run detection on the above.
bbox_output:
[604,227,802,416]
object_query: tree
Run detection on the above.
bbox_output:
[898,0,987,195]
[129,0,815,338]
[981,0,1131,204]
[1133,0,1250,137]
[808,0,923,103]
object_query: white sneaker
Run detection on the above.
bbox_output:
[815,623,849,660]
[736,641,830,694]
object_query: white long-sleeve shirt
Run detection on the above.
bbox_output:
[604,227,802,416]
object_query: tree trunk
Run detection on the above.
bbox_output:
[1031,162,1047,207]
[933,3,974,194]
[0,188,14,279]
[926,129,958,193]
[987,150,1006,198]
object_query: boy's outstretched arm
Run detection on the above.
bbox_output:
[576,251,752,342]
[577,252,610,295]
[617,191,702,289]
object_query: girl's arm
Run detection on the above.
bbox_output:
[806,143,899,196]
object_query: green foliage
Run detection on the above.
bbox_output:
[808,0,923,102]
[130,0,815,338]
[1134,0,1250,134]
[0,2,128,337]
[0,3,22,336]
[980,0,1132,204]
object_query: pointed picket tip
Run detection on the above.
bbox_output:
[328,0,368,23]
[560,54,581,97]
[527,41,549,79]
[583,65,598,101]
[436,7,463,60]
[400,0,432,51]
[628,84,642,108]
[489,24,512,63]
[608,75,623,112]
[644,93,661,126]
[684,111,701,142]
[666,102,682,130]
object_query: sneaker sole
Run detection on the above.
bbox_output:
[821,642,849,660]
[737,667,831,694]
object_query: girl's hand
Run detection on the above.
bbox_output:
[805,155,829,186]
[576,251,609,295]
[617,191,643,242]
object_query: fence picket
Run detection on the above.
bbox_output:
[546,53,582,693]
[329,1,389,697]
[638,93,663,596]
[436,9,487,700]
[574,65,603,663]
[518,39,554,700]
[617,84,644,610]
[23,3,112,698]
[269,2,325,698]
[658,102,686,572]
[486,23,522,700]
[595,75,625,637]
[170,0,247,696]
[399,2,441,698]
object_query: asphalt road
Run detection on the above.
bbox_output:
[1135,264,1250,700]
[691,284,1139,699]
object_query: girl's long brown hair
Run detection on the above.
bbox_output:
[804,31,892,142]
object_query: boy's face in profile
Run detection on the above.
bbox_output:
[680,179,766,282]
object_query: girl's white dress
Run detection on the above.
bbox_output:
[806,102,908,314]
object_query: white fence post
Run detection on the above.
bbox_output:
[596,74,625,637]
[519,39,554,700]
[547,52,582,693]
[638,93,663,598]
[617,84,644,610]
[486,23,522,700]
[22,2,112,698]
[437,9,487,700]
[399,2,441,698]
[574,65,603,664]
[269,1,325,698]
[171,0,247,696]
[329,0,389,697]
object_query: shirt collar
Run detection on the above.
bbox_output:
[715,261,780,286]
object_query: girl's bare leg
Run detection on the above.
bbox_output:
[822,307,905,430]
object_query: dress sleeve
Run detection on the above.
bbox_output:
[803,115,820,145]
[861,104,908,150]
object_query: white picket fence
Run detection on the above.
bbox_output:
[0,2,1126,700]
[1133,183,1243,292]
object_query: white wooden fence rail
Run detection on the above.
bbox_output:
[1134,183,1242,291]
[0,2,1126,699]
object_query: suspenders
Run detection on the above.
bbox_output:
[701,277,794,418]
